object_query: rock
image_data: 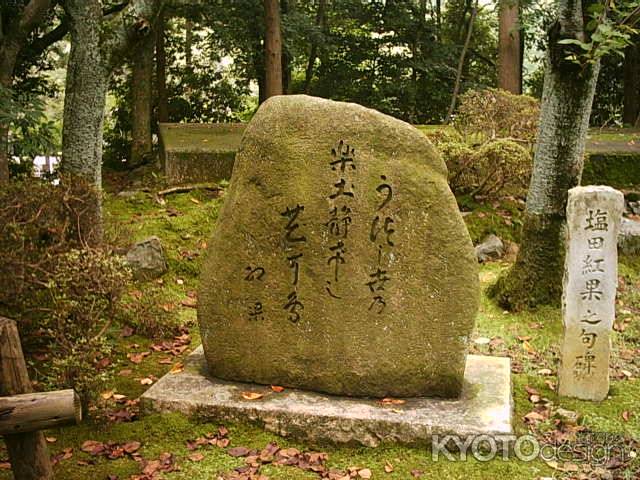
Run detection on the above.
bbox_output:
[126,236,168,281]
[553,407,581,426]
[618,217,640,256]
[475,234,505,263]
[198,95,479,398]
[558,186,624,402]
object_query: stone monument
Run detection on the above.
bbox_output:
[558,186,624,401]
[197,95,479,398]
[142,96,513,446]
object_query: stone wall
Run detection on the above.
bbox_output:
[158,123,246,185]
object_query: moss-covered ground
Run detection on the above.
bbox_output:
[1,187,638,480]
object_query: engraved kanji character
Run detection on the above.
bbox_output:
[585,209,608,232]
[330,140,356,172]
[369,295,386,314]
[582,255,605,275]
[329,178,354,199]
[376,175,393,211]
[281,204,306,244]
[580,279,603,301]
[287,253,303,286]
[248,301,264,321]
[580,329,597,349]
[574,352,596,378]
[328,241,346,282]
[588,237,605,249]
[366,267,391,292]
[326,205,352,238]
[244,266,265,281]
[370,215,395,246]
[284,291,304,323]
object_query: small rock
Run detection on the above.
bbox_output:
[126,236,168,281]
[618,217,640,256]
[117,190,139,199]
[475,234,505,263]
[554,407,580,425]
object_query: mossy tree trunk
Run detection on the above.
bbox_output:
[490,0,601,311]
[61,0,162,244]
[131,33,154,167]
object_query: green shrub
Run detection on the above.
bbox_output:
[0,179,131,404]
[454,88,540,146]
[437,139,532,199]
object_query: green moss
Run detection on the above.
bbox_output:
[159,123,246,153]
[461,199,524,244]
[582,153,640,189]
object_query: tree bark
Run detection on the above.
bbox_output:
[0,68,13,183]
[0,317,54,480]
[446,3,477,122]
[623,39,639,126]
[131,33,154,167]
[263,0,283,100]
[61,0,162,243]
[156,11,169,123]
[185,19,193,67]
[498,0,522,94]
[490,0,601,311]
[61,0,108,243]
[303,0,327,94]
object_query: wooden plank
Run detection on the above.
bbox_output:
[0,317,54,480]
[0,390,81,435]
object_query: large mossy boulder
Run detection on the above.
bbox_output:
[198,95,479,398]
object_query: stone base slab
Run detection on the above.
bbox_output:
[141,346,512,447]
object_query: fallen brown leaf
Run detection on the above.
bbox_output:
[241,392,264,401]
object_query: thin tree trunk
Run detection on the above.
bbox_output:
[411,0,427,122]
[446,3,477,122]
[490,1,601,311]
[498,0,522,94]
[156,10,169,123]
[185,19,193,67]
[263,0,283,99]
[0,79,11,182]
[131,33,154,167]
[623,39,639,125]
[303,0,327,94]
[0,46,19,183]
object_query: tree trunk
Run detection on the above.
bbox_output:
[131,33,154,167]
[623,39,639,126]
[490,2,601,311]
[263,0,283,99]
[446,3,477,122]
[156,11,169,123]
[0,46,19,183]
[185,19,193,67]
[498,0,522,94]
[303,0,327,94]
[0,317,54,480]
[61,0,108,244]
